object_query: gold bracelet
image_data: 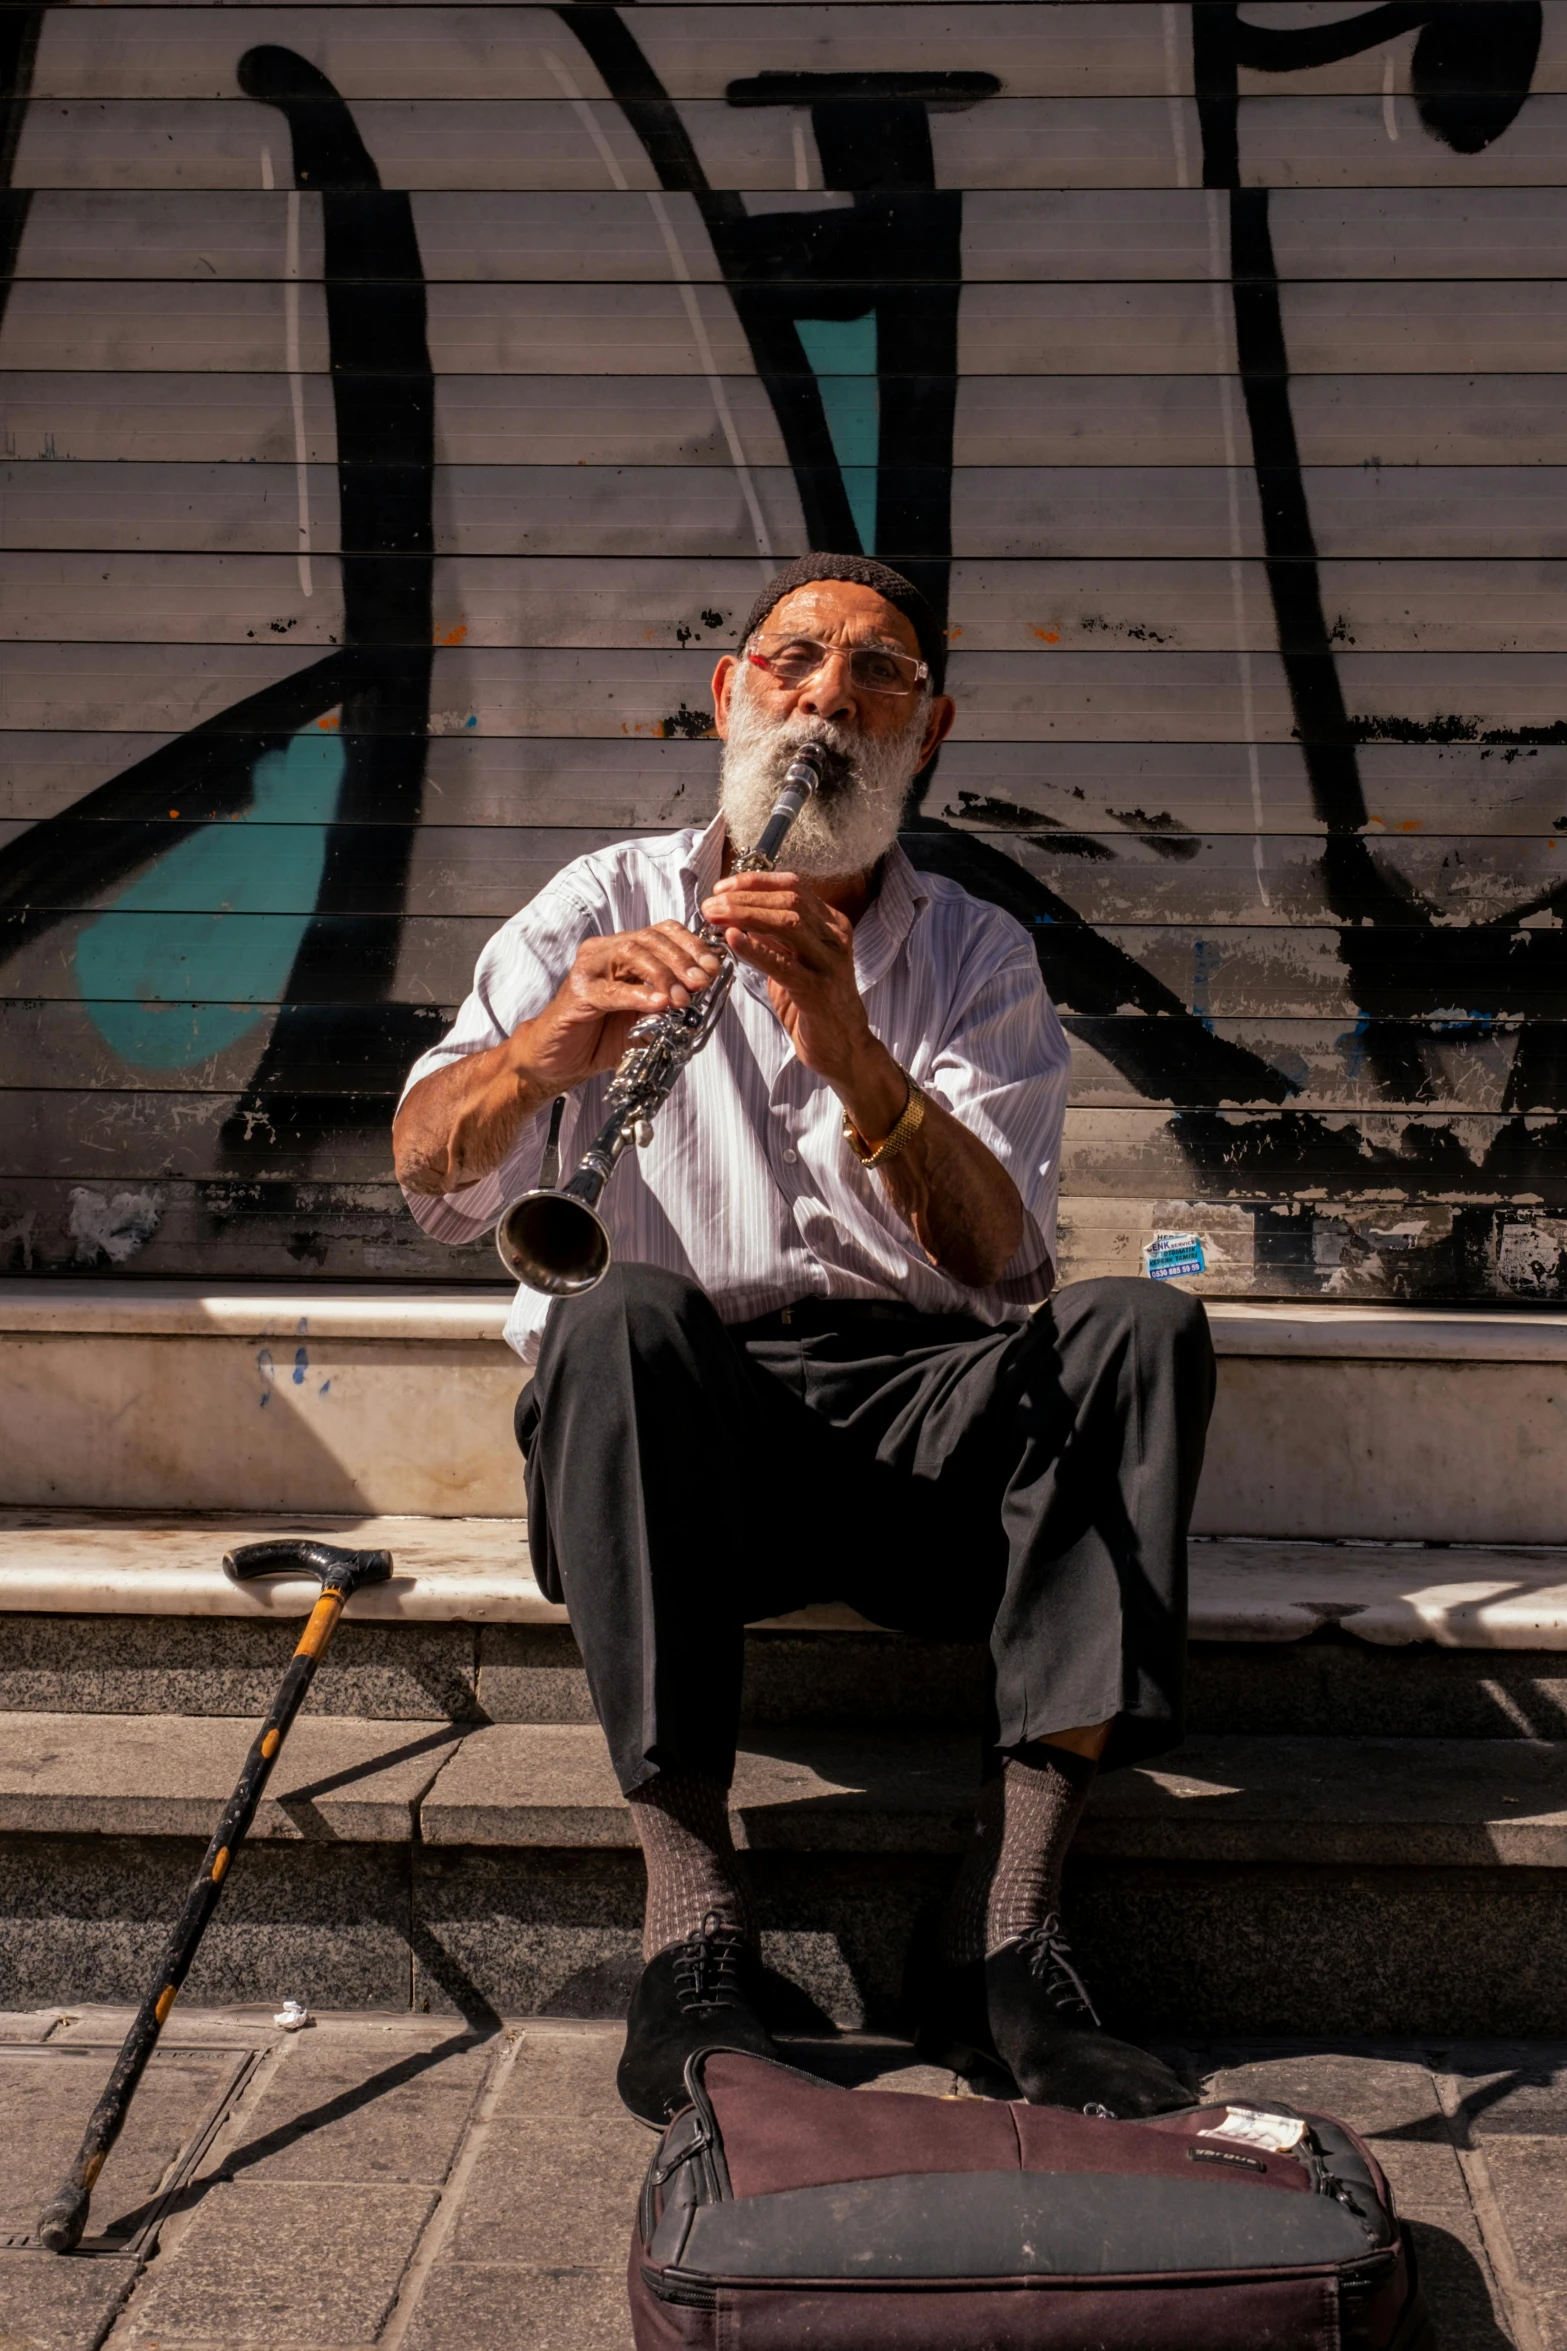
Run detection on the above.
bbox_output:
[843,1074,926,1169]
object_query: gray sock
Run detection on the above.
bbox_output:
[627,1773,754,1961]
[940,1744,1098,1964]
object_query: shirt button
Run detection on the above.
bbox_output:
[782,1148,798,1164]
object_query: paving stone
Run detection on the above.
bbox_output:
[400,2261,634,2351]
[0,2043,240,2244]
[496,2022,627,2120]
[1200,2044,1473,2206]
[1535,2289,1567,2351]
[1401,2206,1518,2351]
[1469,2137,1567,2293]
[0,2006,59,2041]
[0,1835,413,2010]
[0,1712,462,1841]
[1439,2043,1567,2138]
[0,2252,139,2351]
[122,2179,437,2344]
[777,2034,961,2097]
[212,2029,494,2186]
[0,1613,480,1723]
[50,2004,274,2047]
[1368,2136,1476,2207]
[1203,2045,1450,2135]
[445,2119,649,2267]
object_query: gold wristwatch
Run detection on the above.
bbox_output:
[843,1073,926,1169]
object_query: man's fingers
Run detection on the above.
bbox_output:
[711,902,846,979]
[703,892,823,940]
[719,925,807,980]
[580,926,718,992]
[585,938,701,996]
[587,977,688,1010]
[648,921,723,984]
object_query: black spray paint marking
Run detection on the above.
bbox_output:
[557,6,993,639]
[0,5,41,338]
[0,49,438,1167]
[220,48,437,1162]
[1191,0,1567,1178]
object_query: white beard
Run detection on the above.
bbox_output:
[717,668,929,878]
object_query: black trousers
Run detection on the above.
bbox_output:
[516,1267,1215,1795]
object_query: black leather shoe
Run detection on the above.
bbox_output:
[915,1915,1192,2118]
[616,1918,780,2126]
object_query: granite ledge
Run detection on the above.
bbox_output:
[6,1514,1567,1652]
[7,1283,1567,1363]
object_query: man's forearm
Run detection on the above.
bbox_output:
[393,1043,555,1197]
[835,1039,1027,1288]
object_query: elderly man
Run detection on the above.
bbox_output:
[393,553,1214,2128]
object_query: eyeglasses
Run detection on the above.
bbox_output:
[747,635,929,697]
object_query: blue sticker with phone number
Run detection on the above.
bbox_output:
[1143,1232,1206,1282]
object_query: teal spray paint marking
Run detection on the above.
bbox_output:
[75,730,346,1071]
[292,1348,309,1385]
[795,315,879,554]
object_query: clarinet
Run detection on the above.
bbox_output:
[495,747,823,1295]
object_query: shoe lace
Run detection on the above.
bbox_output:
[1012,1915,1102,2028]
[670,1914,751,2014]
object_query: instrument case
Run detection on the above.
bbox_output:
[627,2049,1435,2350]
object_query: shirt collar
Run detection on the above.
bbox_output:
[678,815,930,991]
[684,813,727,914]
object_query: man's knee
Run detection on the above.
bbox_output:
[537,1260,715,1372]
[1040,1274,1212,1361]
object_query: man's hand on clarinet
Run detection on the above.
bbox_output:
[528,925,725,1089]
[702,869,874,1074]
[703,869,914,1151]
[701,867,1026,1287]
[393,923,721,1196]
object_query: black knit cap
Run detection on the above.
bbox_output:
[740,553,946,692]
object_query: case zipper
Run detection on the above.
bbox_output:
[643,2265,720,2310]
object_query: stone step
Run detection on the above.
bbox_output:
[7,1281,1567,1541]
[4,1713,1561,1865]
[4,1510,1567,1740]
[2,1713,1564,2035]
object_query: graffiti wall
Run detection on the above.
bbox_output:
[3,0,1566,1299]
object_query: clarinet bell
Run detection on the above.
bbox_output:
[495,1189,613,1295]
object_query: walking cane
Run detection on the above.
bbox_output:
[37,1538,393,2253]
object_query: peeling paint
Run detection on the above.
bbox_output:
[66,1187,161,1266]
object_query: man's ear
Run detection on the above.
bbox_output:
[918,694,957,771]
[711,655,739,741]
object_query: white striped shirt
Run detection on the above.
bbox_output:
[399,815,1072,1362]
